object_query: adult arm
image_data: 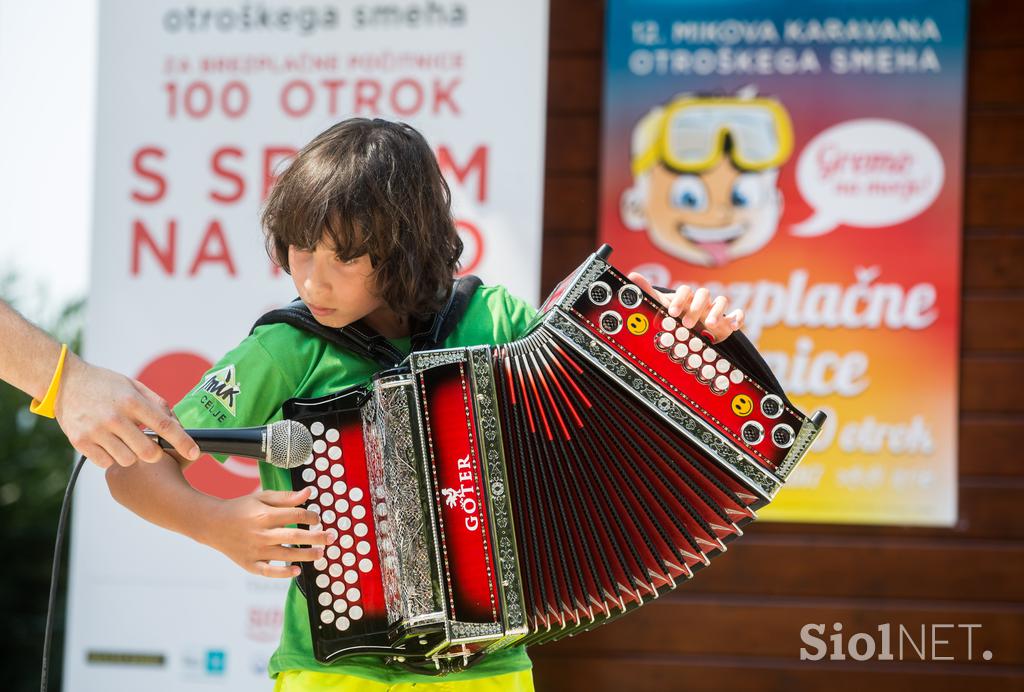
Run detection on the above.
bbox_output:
[0,299,199,467]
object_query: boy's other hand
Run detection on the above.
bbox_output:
[628,272,744,344]
[206,486,331,578]
[54,354,201,468]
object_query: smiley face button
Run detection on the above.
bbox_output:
[731,394,754,417]
[626,313,649,335]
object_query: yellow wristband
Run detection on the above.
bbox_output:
[30,343,69,419]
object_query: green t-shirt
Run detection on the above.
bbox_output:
[173,285,537,683]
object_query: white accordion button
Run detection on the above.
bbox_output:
[318,592,331,607]
[313,440,327,454]
[347,587,361,602]
[703,347,717,362]
[671,343,687,361]
[730,369,745,384]
[344,570,358,585]
[334,616,350,631]
[333,480,347,495]
[307,503,321,515]
[359,558,373,573]
[307,487,318,500]
[356,540,371,555]
[349,605,363,621]
[328,445,342,460]
[315,574,329,589]
[340,534,354,549]
[674,326,690,341]
[313,558,328,571]
[688,336,704,352]
[342,552,356,567]
[310,422,324,436]
[330,464,344,478]
[301,468,315,483]
[320,610,335,625]
[317,476,331,490]
[657,332,675,350]
[700,364,716,383]
[327,545,341,560]
[326,528,338,543]
[685,353,702,372]
[328,563,342,578]
[660,316,677,331]
[335,499,349,514]
[712,375,730,394]
[330,581,344,595]
[320,492,333,506]
[352,505,366,520]
[716,359,731,374]
[354,523,368,537]
[326,428,340,443]
[315,457,329,471]
[339,517,352,531]
[350,487,364,502]
[333,599,347,613]
[321,509,336,524]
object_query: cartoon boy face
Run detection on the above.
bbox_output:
[621,95,793,267]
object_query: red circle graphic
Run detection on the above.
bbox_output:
[136,352,261,499]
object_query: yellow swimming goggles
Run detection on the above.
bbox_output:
[632,97,794,176]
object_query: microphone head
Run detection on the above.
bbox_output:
[267,420,313,469]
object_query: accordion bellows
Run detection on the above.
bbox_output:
[283,245,825,674]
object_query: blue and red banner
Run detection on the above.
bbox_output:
[600,0,967,525]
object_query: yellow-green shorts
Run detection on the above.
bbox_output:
[273,669,535,692]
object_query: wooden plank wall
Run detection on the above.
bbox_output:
[531,1,1024,689]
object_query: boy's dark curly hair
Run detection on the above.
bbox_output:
[261,118,463,317]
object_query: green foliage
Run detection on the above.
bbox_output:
[0,285,84,692]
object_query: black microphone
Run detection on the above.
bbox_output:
[144,420,313,469]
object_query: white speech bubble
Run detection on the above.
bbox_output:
[791,119,944,237]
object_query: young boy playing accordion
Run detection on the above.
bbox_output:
[106,118,744,692]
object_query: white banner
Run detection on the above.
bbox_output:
[65,2,549,689]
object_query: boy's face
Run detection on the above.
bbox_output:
[288,240,385,329]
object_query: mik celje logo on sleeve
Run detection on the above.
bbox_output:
[194,364,241,422]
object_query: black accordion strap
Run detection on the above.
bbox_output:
[250,275,483,367]
[408,274,483,353]
[714,330,786,398]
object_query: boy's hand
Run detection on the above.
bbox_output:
[628,272,744,344]
[205,486,331,578]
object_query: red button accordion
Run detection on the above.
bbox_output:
[282,245,825,673]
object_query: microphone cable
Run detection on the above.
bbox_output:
[39,452,87,692]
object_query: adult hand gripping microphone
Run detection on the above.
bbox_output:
[143,419,313,469]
